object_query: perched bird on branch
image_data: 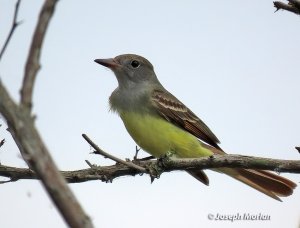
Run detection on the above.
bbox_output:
[95,54,296,201]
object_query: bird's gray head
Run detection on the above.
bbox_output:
[94,54,160,89]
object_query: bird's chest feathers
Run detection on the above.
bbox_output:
[119,112,173,157]
[119,112,204,158]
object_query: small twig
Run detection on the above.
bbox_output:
[136,156,155,161]
[0,0,22,61]
[133,146,155,161]
[82,134,147,173]
[0,178,17,184]
[0,139,5,148]
[85,160,94,168]
[133,146,140,160]
[20,0,58,111]
[85,160,100,169]
[274,0,300,15]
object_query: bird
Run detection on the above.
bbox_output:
[94,54,296,201]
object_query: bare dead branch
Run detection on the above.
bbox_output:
[274,0,300,15]
[0,139,5,148]
[0,0,94,227]
[20,0,57,110]
[82,134,147,173]
[0,123,3,147]
[0,154,299,184]
[163,155,300,173]
[0,0,22,61]
[0,81,94,228]
[85,160,95,168]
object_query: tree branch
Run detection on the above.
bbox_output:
[0,0,94,227]
[20,0,57,110]
[0,0,22,61]
[82,134,147,173]
[0,81,94,228]
[274,0,300,15]
[0,153,299,184]
[0,139,5,148]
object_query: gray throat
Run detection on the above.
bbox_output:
[109,83,155,114]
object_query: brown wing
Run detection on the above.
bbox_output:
[151,89,222,150]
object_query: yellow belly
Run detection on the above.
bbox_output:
[120,112,212,158]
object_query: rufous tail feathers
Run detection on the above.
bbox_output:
[189,143,297,201]
[188,168,296,201]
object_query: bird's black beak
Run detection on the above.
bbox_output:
[94,58,120,69]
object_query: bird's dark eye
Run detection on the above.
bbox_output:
[131,60,140,68]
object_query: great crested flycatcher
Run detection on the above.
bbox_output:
[94,54,296,201]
